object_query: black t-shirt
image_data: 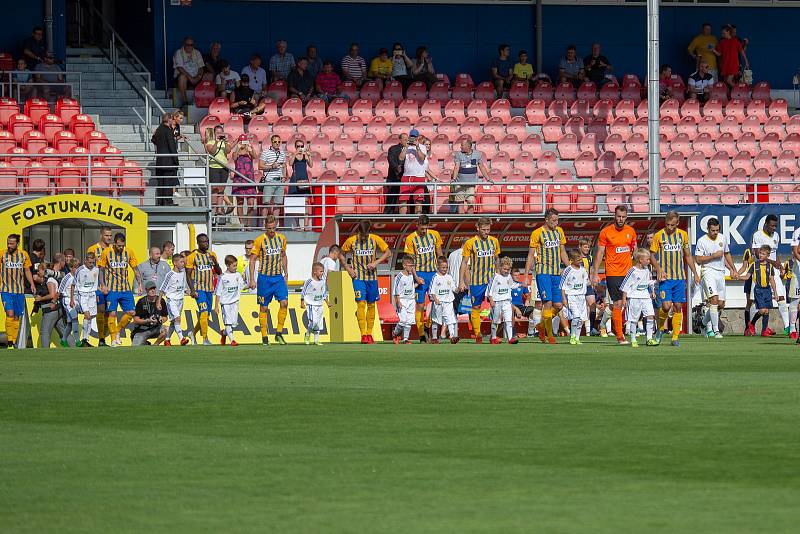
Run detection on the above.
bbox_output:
[583,54,611,83]
[287,69,314,95]
[22,37,47,63]
[133,297,167,333]
[232,86,255,112]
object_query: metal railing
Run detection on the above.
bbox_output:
[1,71,82,102]
[140,85,167,136]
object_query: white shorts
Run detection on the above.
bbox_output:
[431,301,456,325]
[76,292,97,316]
[305,304,324,332]
[773,270,786,300]
[167,298,184,321]
[701,270,727,301]
[491,300,513,324]
[529,280,542,302]
[62,303,78,320]
[626,297,655,322]
[789,276,800,300]
[397,299,416,326]
[221,302,240,327]
[565,294,588,321]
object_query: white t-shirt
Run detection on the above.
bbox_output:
[621,266,654,299]
[559,265,588,296]
[321,257,338,280]
[403,144,428,178]
[215,272,245,305]
[447,248,463,288]
[488,273,513,302]
[74,265,99,294]
[160,270,187,301]
[173,47,205,78]
[752,229,779,262]
[696,234,730,273]
[215,70,241,93]
[429,273,456,303]
[58,272,75,298]
[301,278,328,305]
[393,272,417,302]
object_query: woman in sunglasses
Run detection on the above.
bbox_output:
[286,141,314,230]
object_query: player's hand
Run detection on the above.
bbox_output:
[366,262,377,271]
[693,274,701,285]
[731,272,739,280]
[659,272,667,282]
[191,291,198,298]
[300,300,306,309]
[101,285,109,295]
[458,282,467,293]
[156,300,162,311]
[249,280,257,290]
[84,312,91,321]
[415,276,424,285]
[591,273,600,286]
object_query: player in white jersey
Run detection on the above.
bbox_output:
[429,256,459,344]
[320,244,340,281]
[300,262,330,345]
[58,258,81,347]
[620,248,657,347]
[74,252,100,346]
[750,215,788,334]
[487,257,518,345]
[160,254,190,346]
[214,255,246,346]
[560,250,589,345]
[392,255,418,344]
[695,218,739,339]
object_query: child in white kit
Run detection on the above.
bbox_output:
[58,258,81,347]
[392,255,418,344]
[488,256,518,345]
[215,255,246,346]
[560,249,589,345]
[161,253,190,346]
[74,252,99,347]
[301,262,330,345]
[429,255,459,344]
[620,248,657,347]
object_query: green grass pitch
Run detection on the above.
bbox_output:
[2,336,800,533]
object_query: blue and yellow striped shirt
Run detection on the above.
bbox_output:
[748,260,771,288]
[530,226,567,275]
[341,234,389,282]
[462,236,500,286]
[252,232,287,277]
[98,247,138,292]
[0,249,31,293]
[87,241,108,260]
[650,228,690,281]
[186,250,219,292]
[742,248,753,266]
[404,230,442,273]
[581,254,593,273]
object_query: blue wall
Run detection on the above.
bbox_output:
[0,0,66,64]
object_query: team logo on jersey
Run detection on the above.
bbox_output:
[262,247,282,256]
[543,239,560,248]
[4,260,24,268]
[416,245,435,254]
[615,246,630,253]
[476,249,495,258]
[662,243,683,252]
[355,249,374,257]
[109,260,129,269]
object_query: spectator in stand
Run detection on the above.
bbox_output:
[512,50,534,82]
[215,60,240,98]
[584,43,612,86]
[391,43,414,90]
[341,43,368,88]
[130,281,168,346]
[173,37,205,106]
[688,62,714,102]
[659,64,673,102]
[206,124,235,218]
[231,134,259,229]
[729,25,749,51]
[411,46,437,89]
[152,112,179,207]
[558,45,585,87]
[13,58,34,101]
[386,133,407,214]
[172,110,186,150]
[398,129,428,215]
[241,54,268,97]
[306,45,323,80]
[230,73,257,116]
[714,25,749,89]
[258,134,287,220]
[203,41,224,79]
[491,44,513,96]
[368,48,393,87]
[33,51,66,100]
[315,60,342,102]
[22,26,47,66]
[287,57,315,102]
[287,138,314,230]
[451,138,492,215]
[687,22,718,79]
[269,40,295,82]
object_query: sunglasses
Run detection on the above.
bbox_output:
[184,42,194,47]
[296,144,304,148]
[272,140,281,144]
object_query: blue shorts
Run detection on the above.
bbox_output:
[658,279,687,304]
[106,291,135,312]
[352,279,380,303]
[753,286,774,310]
[257,274,288,307]
[95,289,107,308]
[1,292,25,316]
[195,290,214,313]
[415,271,436,304]
[536,274,563,303]
[470,284,488,307]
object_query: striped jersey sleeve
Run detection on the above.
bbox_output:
[392,273,404,296]
[160,270,174,293]
[301,279,312,299]
[559,266,573,290]
[58,273,74,295]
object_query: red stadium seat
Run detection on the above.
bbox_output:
[57,161,85,193]
[514,151,536,177]
[686,151,708,173]
[564,116,585,138]
[55,97,81,124]
[21,130,47,154]
[509,81,529,108]
[660,99,681,122]
[451,83,473,105]
[87,160,115,193]
[632,116,648,137]
[754,150,777,174]
[574,151,596,178]
[0,162,20,193]
[85,130,110,153]
[489,99,511,124]
[0,98,20,127]
[366,117,388,142]
[695,133,718,156]
[359,80,381,104]
[709,151,732,176]
[736,132,757,156]
[768,99,789,121]
[69,114,95,142]
[741,116,763,139]
[24,98,50,124]
[676,116,698,139]
[396,99,419,122]
[620,82,641,104]
[208,97,232,123]
[474,82,496,102]
[428,81,450,103]
[680,98,702,121]
[381,80,403,104]
[53,130,79,153]
[603,133,625,156]
[24,162,52,192]
[420,99,443,125]
[405,81,428,104]
[320,116,342,139]
[592,99,613,122]
[542,116,563,143]
[333,134,356,159]
[343,116,366,141]
[531,80,554,104]
[751,81,771,103]
[117,161,145,195]
[619,152,643,175]
[625,133,646,158]
[476,134,496,159]
[547,99,568,122]
[296,116,318,140]
[501,182,529,213]
[9,114,34,142]
[522,99,545,126]
[732,151,755,174]
[776,150,798,173]
[597,151,617,174]
[303,97,327,122]
[731,83,751,103]
[193,81,215,107]
[99,146,124,168]
[281,98,304,124]
[569,99,592,122]
[357,133,380,160]
[746,99,768,124]
[520,134,542,158]
[554,82,576,103]
[579,132,600,157]
[459,116,481,139]
[483,117,505,140]
[475,184,502,213]
[537,151,558,176]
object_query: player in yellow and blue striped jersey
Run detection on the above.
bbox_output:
[97,232,141,347]
[186,233,221,346]
[459,217,500,343]
[403,214,443,343]
[741,245,777,336]
[249,215,289,345]
[1,234,35,349]
[525,208,568,344]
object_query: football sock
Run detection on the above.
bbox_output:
[259,311,269,337]
[82,318,92,340]
[571,319,582,340]
[431,324,439,339]
[778,300,789,329]
[504,321,513,340]
[392,324,402,337]
[612,307,624,340]
[118,314,132,331]
[416,310,425,337]
[552,314,561,337]
[174,322,184,340]
[199,311,209,338]
[658,308,668,331]
[448,322,457,338]
[366,303,376,335]
[6,316,19,345]
[490,322,498,339]
[601,306,612,330]
[744,306,751,329]
[97,313,107,340]
[529,308,542,335]
[470,308,481,337]
[71,319,80,341]
[276,307,287,332]
[403,324,411,341]
[107,314,118,337]
[703,308,712,331]
[356,301,367,335]
[225,325,235,342]
[790,299,799,333]
[314,332,320,342]
[671,311,682,340]
[645,317,654,340]
[761,312,769,333]
[709,304,720,334]
[542,308,553,338]
[628,321,637,342]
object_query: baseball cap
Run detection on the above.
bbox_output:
[409,129,419,138]
[239,133,248,141]
[144,280,157,290]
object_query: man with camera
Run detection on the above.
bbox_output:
[398,129,428,216]
[205,125,235,219]
[583,43,613,86]
[258,134,287,222]
[131,281,168,346]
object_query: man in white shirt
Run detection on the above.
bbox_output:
[398,129,428,215]
[320,245,340,281]
[241,55,268,97]
[258,134,287,219]
[215,60,240,97]
[748,214,787,335]
[173,37,205,106]
[695,217,738,338]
